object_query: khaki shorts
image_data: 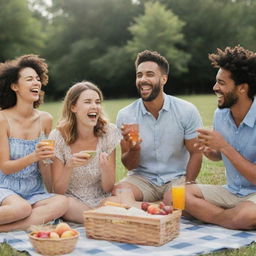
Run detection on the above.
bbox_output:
[120,174,182,202]
[198,184,256,209]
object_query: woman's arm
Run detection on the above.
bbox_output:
[100,150,116,193]
[0,114,53,174]
[38,111,54,191]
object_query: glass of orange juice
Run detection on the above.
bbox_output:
[123,124,139,145]
[40,139,55,149]
[40,139,55,164]
[171,176,185,210]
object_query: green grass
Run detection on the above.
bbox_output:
[2,95,254,255]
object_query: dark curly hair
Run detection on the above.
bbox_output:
[135,50,169,75]
[57,81,108,145]
[0,54,48,109]
[209,45,256,99]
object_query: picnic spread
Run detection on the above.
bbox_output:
[1,205,256,255]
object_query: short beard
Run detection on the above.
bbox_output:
[218,91,238,109]
[138,83,161,102]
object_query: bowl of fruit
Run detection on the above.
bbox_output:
[28,222,79,255]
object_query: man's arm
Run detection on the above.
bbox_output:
[197,128,256,184]
[185,138,203,182]
[120,127,141,170]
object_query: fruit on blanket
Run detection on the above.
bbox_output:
[54,222,72,236]
[61,230,77,238]
[141,202,150,211]
[36,231,50,238]
[49,231,60,239]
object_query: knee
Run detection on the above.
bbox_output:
[185,185,197,203]
[13,202,32,220]
[56,195,69,210]
[185,185,202,210]
[112,183,132,195]
[231,210,256,230]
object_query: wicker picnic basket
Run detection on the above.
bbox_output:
[28,232,79,255]
[84,208,181,246]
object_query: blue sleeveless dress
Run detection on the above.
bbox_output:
[0,135,54,204]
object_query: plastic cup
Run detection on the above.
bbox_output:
[123,124,139,144]
[40,139,55,149]
[171,177,185,210]
[40,139,55,164]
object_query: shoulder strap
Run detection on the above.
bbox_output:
[1,111,11,137]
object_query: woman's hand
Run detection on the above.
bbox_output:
[99,152,111,170]
[34,142,55,162]
[66,151,91,168]
[99,151,115,192]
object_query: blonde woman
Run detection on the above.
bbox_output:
[0,55,68,232]
[49,81,121,223]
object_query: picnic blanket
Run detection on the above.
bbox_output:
[1,217,256,256]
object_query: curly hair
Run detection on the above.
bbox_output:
[135,50,169,75]
[209,45,256,99]
[0,54,48,109]
[57,81,108,145]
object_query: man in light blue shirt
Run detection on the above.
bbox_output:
[186,45,256,230]
[115,50,203,204]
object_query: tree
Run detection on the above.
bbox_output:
[126,2,190,76]
[0,0,44,60]
[43,0,139,98]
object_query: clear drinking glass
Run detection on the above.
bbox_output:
[123,123,139,145]
[171,176,185,210]
[40,139,55,165]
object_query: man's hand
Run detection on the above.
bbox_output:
[121,124,142,150]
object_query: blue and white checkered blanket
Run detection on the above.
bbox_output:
[1,218,256,256]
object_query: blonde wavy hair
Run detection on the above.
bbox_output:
[57,81,108,145]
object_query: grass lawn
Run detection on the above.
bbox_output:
[1,95,255,255]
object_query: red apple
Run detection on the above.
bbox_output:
[36,231,50,238]
[141,202,150,211]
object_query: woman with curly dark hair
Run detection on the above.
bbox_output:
[49,81,121,223]
[0,55,68,231]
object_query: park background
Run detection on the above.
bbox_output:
[1,0,256,100]
[1,0,256,255]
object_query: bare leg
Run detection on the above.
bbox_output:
[163,189,172,205]
[0,195,68,232]
[186,184,256,230]
[63,197,91,224]
[0,195,32,225]
[112,182,143,208]
[113,182,143,200]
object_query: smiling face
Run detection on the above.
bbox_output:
[136,61,167,102]
[11,67,42,104]
[213,68,239,109]
[71,89,101,127]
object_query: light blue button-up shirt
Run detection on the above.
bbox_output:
[116,94,203,186]
[214,98,256,196]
